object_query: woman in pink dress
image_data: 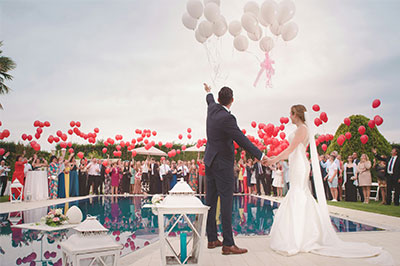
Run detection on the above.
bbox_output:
[110,163,120,195]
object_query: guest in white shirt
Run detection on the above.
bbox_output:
[159,158,171,194]
[0,160,11,196]
[324,155,338,202]
[141,159,150,193]
[86,158,100,195]
[177,160,189,182]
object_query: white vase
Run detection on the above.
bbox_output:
[66,206,83,224]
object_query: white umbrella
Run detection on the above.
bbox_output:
[132,146,167,156]
[185,145,206,152]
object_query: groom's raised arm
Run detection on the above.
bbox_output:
[204,83,215,106]
[223,115,263,160]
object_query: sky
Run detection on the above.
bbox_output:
[0,0,399,151]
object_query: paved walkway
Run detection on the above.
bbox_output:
[120,195,400,266]
[121,231,400,266]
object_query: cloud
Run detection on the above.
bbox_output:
[0,0,399,152]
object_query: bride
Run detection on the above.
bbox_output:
[266,104,388,261]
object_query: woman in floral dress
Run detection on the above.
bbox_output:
[188,161,198,192]
[48,156,60,199]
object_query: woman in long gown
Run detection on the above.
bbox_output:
[69,156,79,197]
[11,154,27,200]
[343,155,357,202]
[267,105,385,260]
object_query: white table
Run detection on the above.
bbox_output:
[24,170,49,201]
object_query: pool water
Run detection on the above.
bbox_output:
[0,195,381,265]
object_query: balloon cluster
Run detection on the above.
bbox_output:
[243,117,290,158]
[312,104,329,127]
[340,99,383,146]
[230,0,298,52]
[0,120,11,140]
[316,134,334,150]
[182,0,298,88]
[183,0,227,43]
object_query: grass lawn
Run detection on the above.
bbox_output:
[0,195,9,203]
[328,200,400,218]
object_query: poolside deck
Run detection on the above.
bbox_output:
[2,194,400,266]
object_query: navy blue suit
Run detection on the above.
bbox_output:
[205,93,262,246]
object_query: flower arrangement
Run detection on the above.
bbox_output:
[151,194,164,205]
[44,209,68,227]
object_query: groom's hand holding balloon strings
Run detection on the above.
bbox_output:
[204,83,211,93]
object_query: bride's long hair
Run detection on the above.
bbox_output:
[291,105,307,123]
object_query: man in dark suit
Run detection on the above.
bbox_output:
[352,152,364,202]
[373,148,400,206]
[203,83,267,255]
[254,158,268,196]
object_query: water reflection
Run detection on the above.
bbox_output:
[0,196,381,265]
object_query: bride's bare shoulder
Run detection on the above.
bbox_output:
[295,124,308,134]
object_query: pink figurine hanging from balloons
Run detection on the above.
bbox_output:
[254,52,275,88]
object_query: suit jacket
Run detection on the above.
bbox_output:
[204,93,262,169]
[376,154,400,180]
[254,162,266,179]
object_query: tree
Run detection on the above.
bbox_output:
[0,41,17,109]
[326,114,392,160]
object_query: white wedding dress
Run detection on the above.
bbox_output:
[269,121,392,264]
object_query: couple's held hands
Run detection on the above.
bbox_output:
[262,156,276,166]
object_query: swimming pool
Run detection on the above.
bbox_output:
[0,195,382,265]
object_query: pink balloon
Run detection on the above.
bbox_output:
[312,104,320,112]
[360,134,369,144]
[319,112,328,123]
[368,120,375,129]
[322,144,327,151]
[344,117,351,126]
[374,115,383,126]
[358,126,366,135]
[372,99,381,109]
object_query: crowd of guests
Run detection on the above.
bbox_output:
[233,158,289,198]
[315,148,400,205]
[1,147,399,207]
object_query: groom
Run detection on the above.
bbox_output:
[203,83,267,255]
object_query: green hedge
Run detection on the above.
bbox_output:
[326,114,392,159]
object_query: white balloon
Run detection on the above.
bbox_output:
[241,12,258,34]
[258,12,270,27]
[204,0,220,6]
[260,0,278,25]
[277,0,296,25]
[198,20,213,38]
[187,0,203,19]
[228,20,242,36]
[270,21,281,36]
[195,29,207,43]
[204,2,220,23]
[212,16,228,37]
[233,35,249,52]
[182,12,198,30]
[247,25,262,41]
[259,36,274,52]
[244,1,260,16]
[281,21,298,41]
